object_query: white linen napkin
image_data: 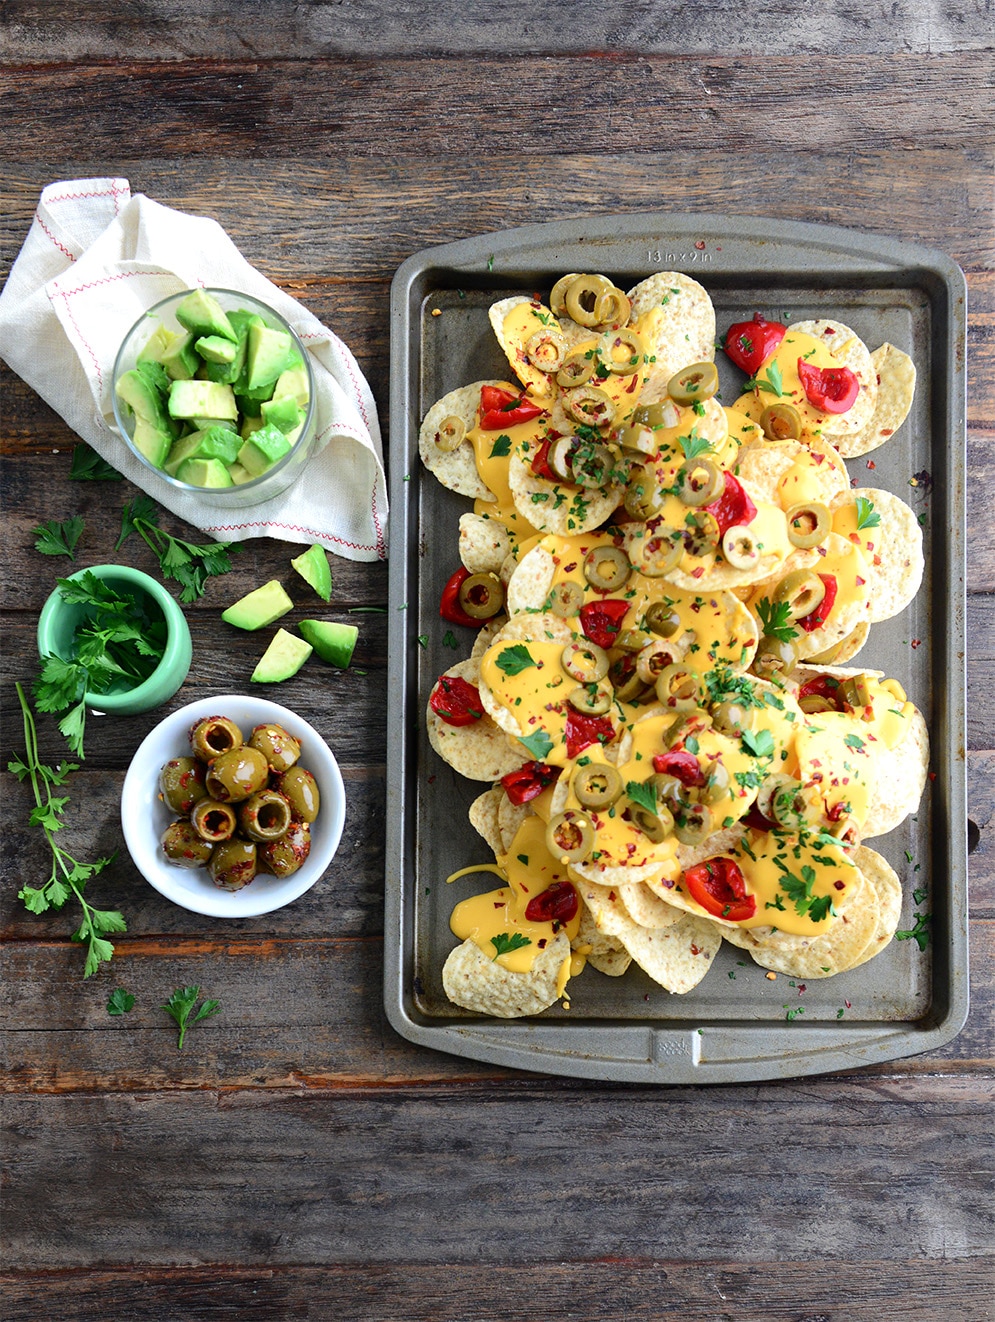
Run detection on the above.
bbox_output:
[0,178,388,561]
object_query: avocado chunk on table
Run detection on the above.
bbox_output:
[251,629,313,683]
[221,580,294,631]
[299,619,358,669]
[175,289,237,343]
[290,545,332,602]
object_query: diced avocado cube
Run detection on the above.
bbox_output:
[240,414,266,439]
[290,545,332,602]
[130,416,173,469]
[251,629,313,684]
[116,367,169,425]
[227,462,255,485]
[137,324,178,367]
[222,580,294,631]
[135,358,172,397]
[175,457,235,489]
[164,431,209,477]
[175,289,237,343]
[196,426,241,465]
[246,322,296,393]
[273,364,310,408]
[160,331,201,381]
[195,334,238,365]
[204,310,255,385]
[236,393,263,417]
[236,423,292,476]
[299,619,358,669]
[260,394,303,434]
[168,380,238,421]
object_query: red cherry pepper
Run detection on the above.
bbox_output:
[439,566,483,628]
[704,472,758,539]
[429,674,485,726]
[723,314,787,376]
[652,749,705,788]
[797,574,838,632]
[529,437,557,480]
[565,710,615,759]
[525,879,579,925]
[500,761,561,806]
[578,598,629,648]
[683,856,756,922]
[796,673,847,711]
[479,385,545,430]
[797,359,859,414]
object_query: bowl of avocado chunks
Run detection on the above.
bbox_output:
[112,287,317,505]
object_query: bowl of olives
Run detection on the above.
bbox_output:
[120,695,345,917]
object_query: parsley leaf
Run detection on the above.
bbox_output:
[678,431,713,461]
[69,444,122,481]
[518,728,554,760]
[33,516,84,560]
[626,779,658,815]
[490,932,532,959]
[854,496,881,530]
[755,597,799,644]
[743,362,785,397]
[116,496,238,602]
[161,985,221,1050]
[107,988,136,1016]
[742,728,775,759]
[496,644,536,676]
[489,434,512,458]
[896,911,931,951]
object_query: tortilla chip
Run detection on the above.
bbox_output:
[735,438,849,509]
[469,617,507,664]
[847,846,903,968]
[833,343,916,458]
[626,273,716,401]
[505,543,556,616]
[468,787,505,856]
[459,512,512,576]
[427,659,527,781]
[508,447,623,536]
[498,793,533,852]
[419,382,497,499]
[572,906,632,977]
[442,931,571,1016]
[618,881,683,929]
[788,320,877,436]
[489,295,560,399]
[831,488,924,624]
[576,877,720,993]
[861,704,929,838]
[739,872,881,979]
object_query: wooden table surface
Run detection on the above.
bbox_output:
[2,6,993,1319]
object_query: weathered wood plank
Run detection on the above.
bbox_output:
[2,1259,994,1322]
[2,920,991,1093]
[3,1079,993,1269]
[1,56,992,162]
[3,0,993,60]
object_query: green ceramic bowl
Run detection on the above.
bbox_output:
[36,565,192,716]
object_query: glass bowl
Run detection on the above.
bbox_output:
[111,288,317,507]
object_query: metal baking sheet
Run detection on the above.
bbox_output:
[385,213,968,1083]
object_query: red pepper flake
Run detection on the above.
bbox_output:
[691,566,705,579]
[695,240,706,250]
[911,638,922,649]
[929,771,937,781]
[855,576,866,586]
[866,460,876,469]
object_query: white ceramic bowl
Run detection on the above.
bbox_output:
[121,695,345,918]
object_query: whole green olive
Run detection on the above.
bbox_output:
[190,798,238,843]
[159,757,208,815]
[249,722,302,775]
[209,838,257,892]
[160,819,213,869]
[204,745,270,803]
[258,819,311,878]
[273,765,320,823]
[239,789,293,842]
[190,715,244,763]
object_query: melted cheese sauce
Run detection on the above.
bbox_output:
[732,330,855,434]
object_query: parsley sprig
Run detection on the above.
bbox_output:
[490,932,532,960]
[69,444,122,481]
[161,985,221,1049]
[742,361,785,397]
[9,683,122,977]
[115,494,238,603]
[33,516,84,560]
[854,495,881,530]
[755,597,799,644]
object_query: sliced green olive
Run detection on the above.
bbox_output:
[617,422,657,457]
[568,680,614,716]
[594,287,632,326]
[674,802,713,846]
[628,527,683,577]
[581,544,628,592]
[545,811,596,863]
[457,572,505,620]
[667,361,719,405]
[644,602,683,638]
[549,274,578,317]
[598,327,644,374]
[623,468,666,521]
[760,403,802,442]
[630,803,675,843]
[722,525,761,571]
[662,714,706,749]
[702,761,731,804]
[548,580,585,617]
[841,673,875,716]
[571,440,618,487]
[435,414,466,452]
[785,501,831,549]
[565,385,616,428]
[799,694,837,714]
[773,569,826,621]
[526,327,567,373]
[632,400,681,430]
[561,640,610,683]
[650,771,688,807]
[683,511,719,558]
[676,457,723,507]
[616,627,655,653]
[556,351,596,388]
[636,639,682,685]
[564,274,614,328]
[655,663,703,711]
[573,763,623,811]
[770,780,819,830]
[756,774,797,821]
[711,699,756,736]
[548,436,576,482]
[609,656,646,702]
[753,635,799,679]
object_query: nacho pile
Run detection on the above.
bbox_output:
[420,271,926,1018]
